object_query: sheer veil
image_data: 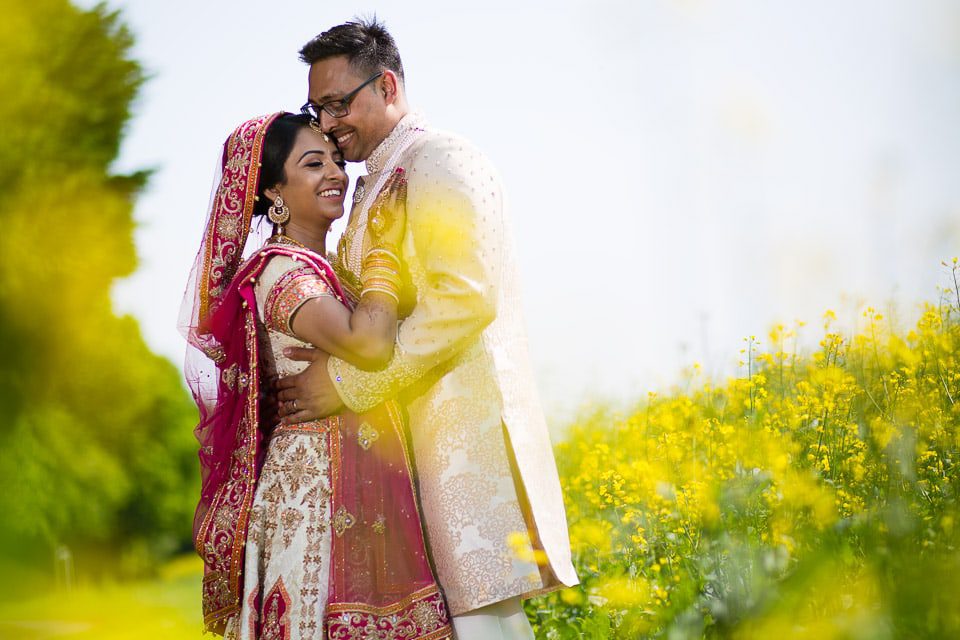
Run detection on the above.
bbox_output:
[177,113,281,540]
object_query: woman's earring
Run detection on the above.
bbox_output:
[268,195,290,234]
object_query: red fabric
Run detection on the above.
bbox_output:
[180,115,282,633]
[328,402,451,639]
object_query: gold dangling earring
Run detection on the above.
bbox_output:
[268,195,290,235]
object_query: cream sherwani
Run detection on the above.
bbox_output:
[329,112,578,615]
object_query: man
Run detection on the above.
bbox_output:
[277,18,578,639]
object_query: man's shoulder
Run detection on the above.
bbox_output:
[404,127,497,182]
[406,127,488,161]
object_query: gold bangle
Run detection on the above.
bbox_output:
[363,246,400,265]
[360,263,401,279]
[362,260,399,273]
[361,285,400,304]
[360,278,402,295]
[360,266,401,282]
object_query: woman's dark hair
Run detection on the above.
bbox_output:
[253,113,314,218]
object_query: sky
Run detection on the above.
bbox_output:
[80,0,960,420]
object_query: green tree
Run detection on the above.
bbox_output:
[0,0,198,591]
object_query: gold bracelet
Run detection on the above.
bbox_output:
[365,245,399,256]
[360,277,402,297]
[361,284,400,304]
[362,260,399,279]
[363,255,400,274]
[360,265,401,283]
[361,260,400,274]
[363,246,400,264]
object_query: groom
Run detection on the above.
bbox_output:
[277,18,578,639]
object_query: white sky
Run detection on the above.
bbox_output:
[82,0,960,419]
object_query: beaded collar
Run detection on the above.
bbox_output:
[365,110,427,175]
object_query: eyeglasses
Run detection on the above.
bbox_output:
[300,71,384,121]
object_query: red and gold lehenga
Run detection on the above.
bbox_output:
[179,113,452,640]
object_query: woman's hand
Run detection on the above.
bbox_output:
[367,167,407,250]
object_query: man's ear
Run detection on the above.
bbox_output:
[381,70,400,105]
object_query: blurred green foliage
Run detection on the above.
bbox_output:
[0,0,197,593]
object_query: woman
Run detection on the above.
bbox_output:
[180,112,452,640]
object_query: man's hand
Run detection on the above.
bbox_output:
[276,348,344,423]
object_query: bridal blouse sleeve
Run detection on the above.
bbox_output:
[257,256,335,337]
[328,135,504,413]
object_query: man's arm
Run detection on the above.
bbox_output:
[330,136,504,414]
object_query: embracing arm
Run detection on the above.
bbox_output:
[289,293,396,370]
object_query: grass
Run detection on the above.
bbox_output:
[0,555,203,639]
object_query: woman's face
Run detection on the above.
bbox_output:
[275,127,348,226]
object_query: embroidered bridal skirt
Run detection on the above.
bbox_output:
[225,427,333,640]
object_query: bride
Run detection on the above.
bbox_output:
[180,112,452,640]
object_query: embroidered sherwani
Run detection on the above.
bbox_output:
[329,113,578,615]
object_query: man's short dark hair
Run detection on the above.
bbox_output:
[299,17,405,84]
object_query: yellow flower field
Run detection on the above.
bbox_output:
[529,261,960,639]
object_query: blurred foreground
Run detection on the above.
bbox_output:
[0,555,202,640]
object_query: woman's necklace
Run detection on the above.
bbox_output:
[268,233,308,250]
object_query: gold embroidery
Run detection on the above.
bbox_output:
[357,421,380,450]
[332,505,356,537]
[329,346,429,415]
[436,473,496,548]
[262,578,291,640]
[221,363,239,390]
[325,584,451,640]
[279,507,304,547]
[238,431,332,639]
[216,214,241,239]
[198,313,261,633]
[243,586,259,639]
[410,599,442,633]
[265,264,333,336]
[271,417,335,436]
[198,114,277,322]
[205,345,227,364]
[273,440,322,497]
[372,514,386,535]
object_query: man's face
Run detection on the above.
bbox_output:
[307,56,390,162]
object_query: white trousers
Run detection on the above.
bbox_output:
[451,597,535,640]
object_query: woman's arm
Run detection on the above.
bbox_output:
[289,169,406,371]
[289,291,396,370]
